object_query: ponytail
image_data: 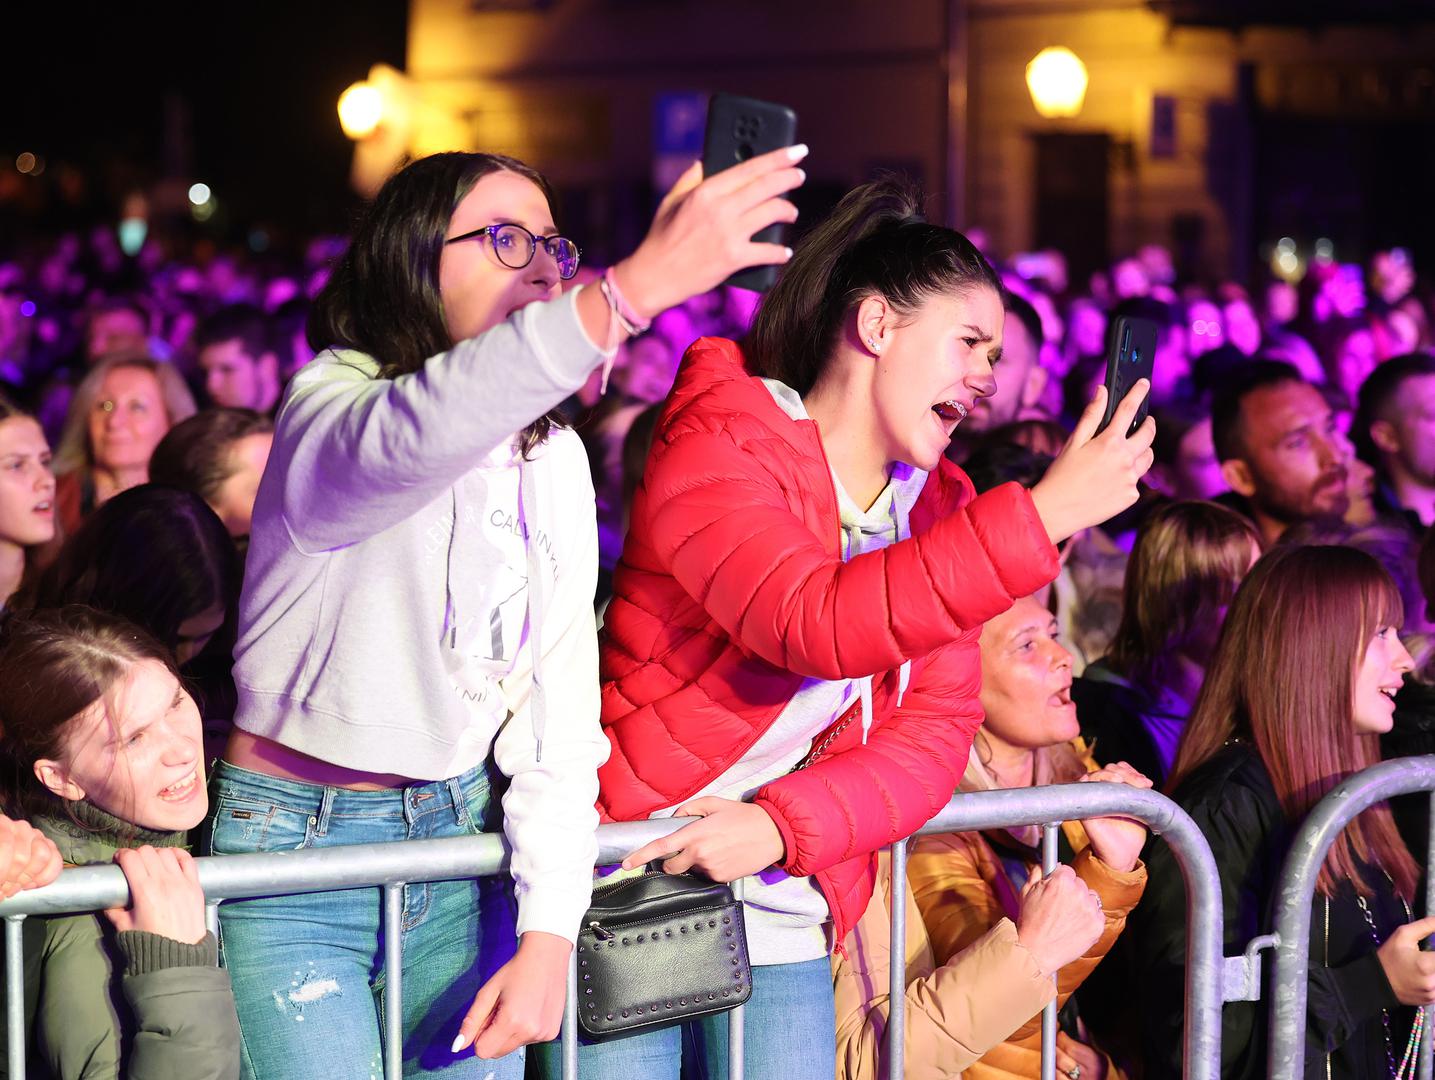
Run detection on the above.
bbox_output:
[746,176,999,394]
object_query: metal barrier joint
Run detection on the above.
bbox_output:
[1222,933,1278,1003]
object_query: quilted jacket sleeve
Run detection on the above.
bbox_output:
[645,424,1058,681]
[752,635,982,876]
[275,289,607,553]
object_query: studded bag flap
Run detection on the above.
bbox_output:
[576,868,753,1039]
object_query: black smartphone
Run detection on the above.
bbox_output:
[701,93,799,293]
[1095,315,1158,436]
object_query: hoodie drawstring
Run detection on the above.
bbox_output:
[892,494,912,708]
[442,488,459,649]
[519,461,548,762]
[841,476,918,743]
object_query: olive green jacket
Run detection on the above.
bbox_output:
[0,802,239,1079]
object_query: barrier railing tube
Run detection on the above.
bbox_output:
[1040,822,1059,1080]
[0,784,1223,1080]
[879,782,1225,1080]
[1268,756,1435,1078]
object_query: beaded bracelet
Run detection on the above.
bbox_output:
[601,266,653,336]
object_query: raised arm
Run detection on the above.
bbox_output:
[645,427,1057,681]
[276,292,604,552]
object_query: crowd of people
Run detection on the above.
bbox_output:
[0,139,1431,1080]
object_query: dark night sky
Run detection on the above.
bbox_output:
[5,1,409,240]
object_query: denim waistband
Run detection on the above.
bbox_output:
[210,759,495,835]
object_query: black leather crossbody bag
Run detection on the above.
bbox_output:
[575,868,753,1039]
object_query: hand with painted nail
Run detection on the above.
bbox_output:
[611,143,808,323]
[451,930,571,1059]
[0,814,62,899]
[1377,915,1435,1006]
[103,846,207,945]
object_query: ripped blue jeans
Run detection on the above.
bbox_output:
[207,760,525,1080]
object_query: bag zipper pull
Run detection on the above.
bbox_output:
[588,920,615,941]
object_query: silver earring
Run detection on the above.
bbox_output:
[868,337,880,353]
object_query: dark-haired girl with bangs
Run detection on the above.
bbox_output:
[205,145,808,1080]
[579,178,1157,1079]
[1133,545,1429,1079]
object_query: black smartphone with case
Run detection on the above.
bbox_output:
[701,93,799,293]
[1095,315,1158,436]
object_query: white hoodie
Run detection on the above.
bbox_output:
[232,290,610,943]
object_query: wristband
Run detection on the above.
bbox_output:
[601,266,653,336]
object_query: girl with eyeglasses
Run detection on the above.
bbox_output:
[205,148,805,1079]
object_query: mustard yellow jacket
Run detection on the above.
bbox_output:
[906,742,1147,1080]
[833,848,1055,1080]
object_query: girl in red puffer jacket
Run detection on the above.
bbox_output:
[567,179,1154,1080]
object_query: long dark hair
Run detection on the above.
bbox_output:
[308,152,564,456]
[0,606,178,819]
[31,485,240,661]
[1168,545,1416,900]
[746,176,1000,394]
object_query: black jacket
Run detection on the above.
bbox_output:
[1381,677,1435,858]
[1074,664,1182,789]
[1130,742,1413,1079]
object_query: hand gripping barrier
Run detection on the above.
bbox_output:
[1267,756,1435,1080]
[0,782,1224,1079]
[899,782,1225,1080]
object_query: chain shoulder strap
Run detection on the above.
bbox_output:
[794,712,856,771]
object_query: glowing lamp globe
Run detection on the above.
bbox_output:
[1026,47,1089,119]
[338,83,384,140]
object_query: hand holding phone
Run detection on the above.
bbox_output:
[701,94,799,292]
[612,143,805,326]
[1094,315,1158,437]
[1030,376,1156,545]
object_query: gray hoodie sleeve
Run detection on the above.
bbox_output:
[277,289,609,553]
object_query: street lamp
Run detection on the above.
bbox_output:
[338,82,385,140]
[1026,47,1088,119]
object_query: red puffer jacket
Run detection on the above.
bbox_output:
[599,337,1060,948]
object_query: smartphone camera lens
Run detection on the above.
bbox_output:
[1130,346,1142,364]
[736,142,755,161]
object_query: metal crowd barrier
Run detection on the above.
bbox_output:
[901,783,1226,1080]
[1266,756,1435,1079]
[0,783,1225,1080]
